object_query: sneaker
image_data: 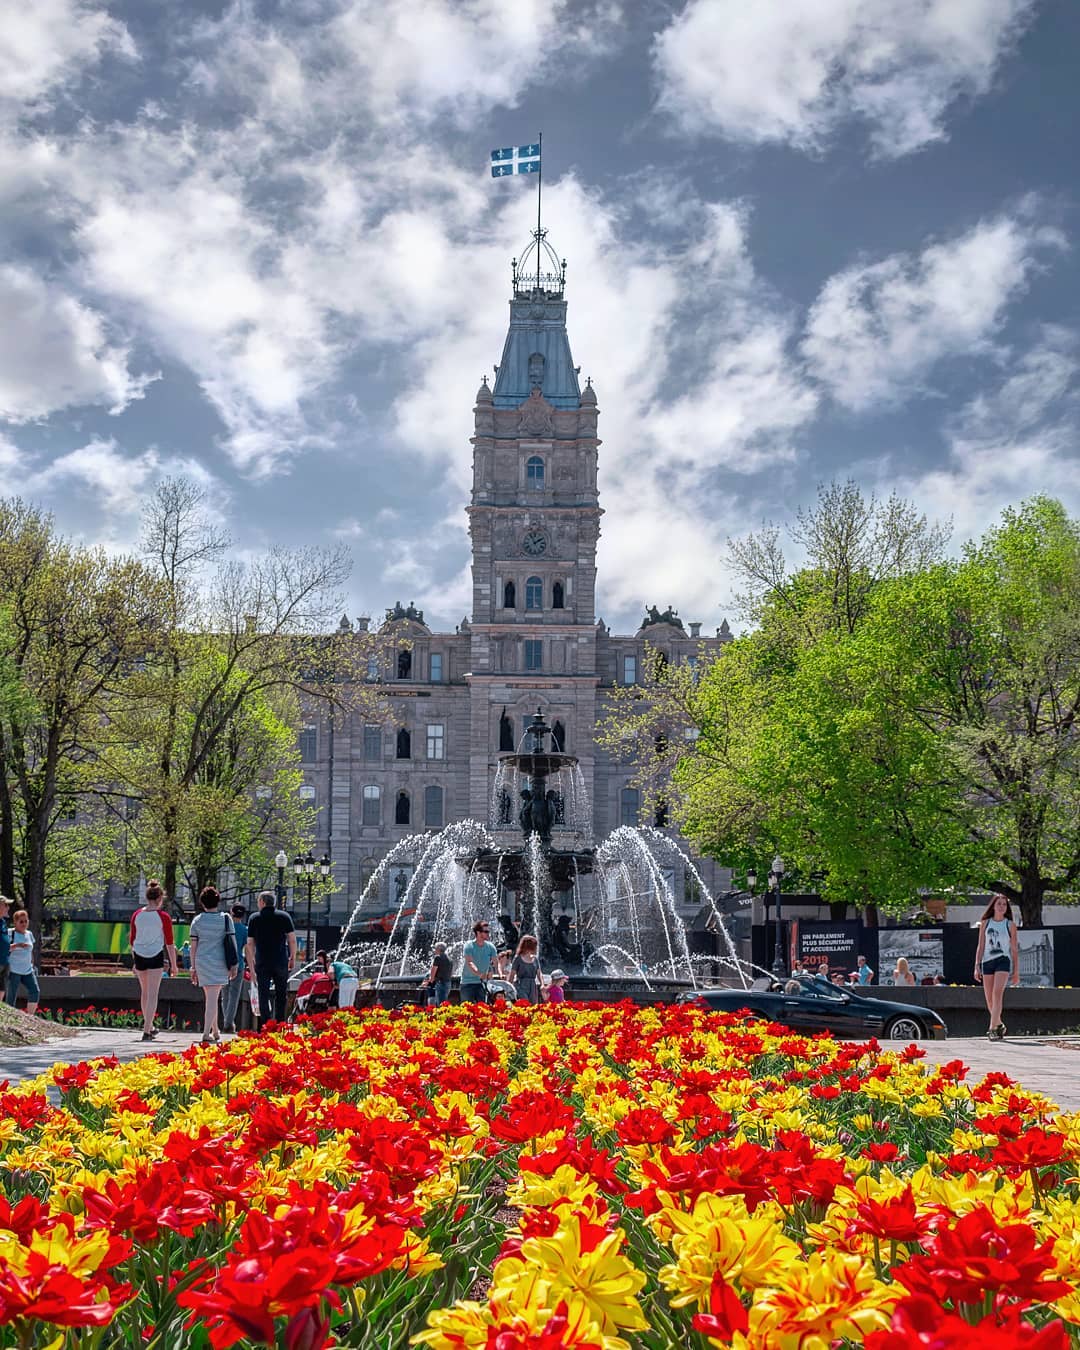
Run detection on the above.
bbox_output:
[140,1032,154,1042]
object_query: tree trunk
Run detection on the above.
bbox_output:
[0,756,15,900]
[23,816,47,937]
[163,854,180,911]
[1019,871,1045,928]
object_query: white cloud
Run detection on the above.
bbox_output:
[882,328,1080,538]
[0,431,26,496]
[0,0,134,108]
[653,0,1037,157]
[30,438,161,515]
[189,0,622,130]
[802,213,1063,412]
[0,264,154,421]
[29,437,219,521]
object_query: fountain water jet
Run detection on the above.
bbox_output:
[335,708,749,994]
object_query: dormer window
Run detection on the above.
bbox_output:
[526,456,544,488]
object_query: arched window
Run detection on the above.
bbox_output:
[552,580,564,609]
[424,785,443,828]
[362,786,380,826]
[395,790,411,825]
[654,799,669,828]
[396,727,411,759]
[552,720,566,751]
[526,456,544,488]
[503,580,516,609]
[619,788,639,827]
[398,648,412,679]
[499,709,514,752]
[360,855,377,894]
[525,576,543,609]
[528,352,545,388]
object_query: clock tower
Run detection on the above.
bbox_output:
[466,233,603,821]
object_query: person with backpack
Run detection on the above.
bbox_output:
[129,879,178,1041]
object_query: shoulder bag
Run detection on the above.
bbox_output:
[223,914,238,969]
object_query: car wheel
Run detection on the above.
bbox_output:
[884,1014,924,1041]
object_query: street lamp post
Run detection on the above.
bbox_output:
[770,855,786,977]
[294,852,333,960]
[294,852,315,960]
[274,849,288,907]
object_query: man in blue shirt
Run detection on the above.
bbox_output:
[856,955,874,985]
[459,920,498,1002]
[219,904,250,1032]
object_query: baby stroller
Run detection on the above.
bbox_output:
[291,971,336,1020]
[482,976,518,1004]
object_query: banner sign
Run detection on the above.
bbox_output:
[794,921,861,979]
[60,921,191,955]
[879,928,943,985]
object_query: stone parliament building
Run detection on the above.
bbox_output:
[299,242,734,927]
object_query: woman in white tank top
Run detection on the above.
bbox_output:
[974,893,1019,1041]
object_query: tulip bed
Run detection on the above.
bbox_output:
[1,1002,1079,1349]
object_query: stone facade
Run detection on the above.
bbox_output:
[298,268,733,924]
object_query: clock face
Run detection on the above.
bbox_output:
[522,530,548,557]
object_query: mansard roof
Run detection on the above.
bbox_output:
[491,289,582,410]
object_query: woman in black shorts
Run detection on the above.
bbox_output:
[974,893,1019,1040]
[129,879,178,1041]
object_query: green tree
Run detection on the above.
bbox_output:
[0,500,169,932]
[113,478,379,904]
[863,496,1080,924]
[600,482,953,913]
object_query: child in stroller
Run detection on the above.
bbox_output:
[291,969,335,1019]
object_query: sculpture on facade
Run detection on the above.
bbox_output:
[641,604,685,631]
[385,600,425,624]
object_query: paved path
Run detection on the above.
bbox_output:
[914,1035,1080,1111]
[2,1029,1080,1112]
[0,1028,220,1086]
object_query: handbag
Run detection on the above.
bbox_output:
[223,914,238,969]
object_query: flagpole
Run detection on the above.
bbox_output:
[536,131,542,292]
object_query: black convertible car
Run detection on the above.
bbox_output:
[677,975,947,1041]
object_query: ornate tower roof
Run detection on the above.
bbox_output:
[491,230,581,410]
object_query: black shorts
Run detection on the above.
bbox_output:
[982,956,1011,976]
[133,950,165,971]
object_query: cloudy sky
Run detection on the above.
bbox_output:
[1,0,1078,635]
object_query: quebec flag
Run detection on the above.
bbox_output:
[491,144,541,177]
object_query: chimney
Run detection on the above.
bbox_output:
[689,621,701,639]
[356,615,370,632]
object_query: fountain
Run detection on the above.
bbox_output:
[335,708,749,1001]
